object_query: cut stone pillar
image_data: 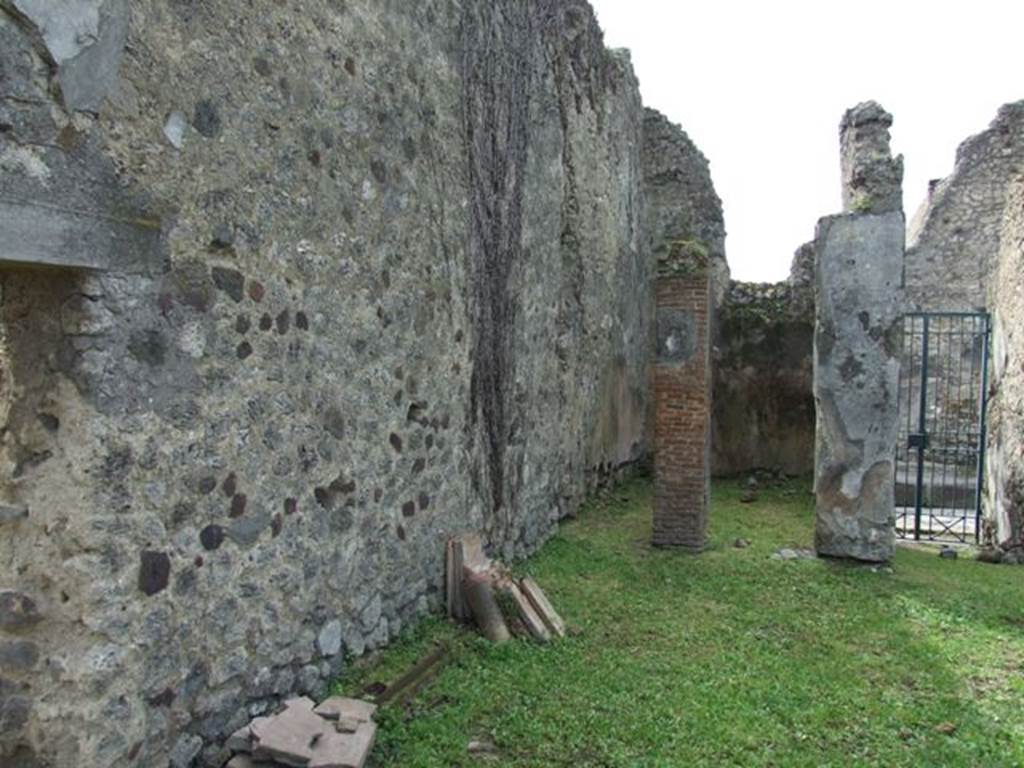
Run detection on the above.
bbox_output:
[814,101,904,562]
[652,250,712,551]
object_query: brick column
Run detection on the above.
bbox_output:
[652,260,712,550]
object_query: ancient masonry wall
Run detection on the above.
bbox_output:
[712,243,815,477]
[652,267,711,550]
[0,2,706,765]
[985,177,1024,555]
[906,101,1024,312]
[641,109,729,308]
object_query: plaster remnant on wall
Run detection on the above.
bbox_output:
[4,0,128,112]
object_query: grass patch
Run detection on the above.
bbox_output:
[333,477,1024,767]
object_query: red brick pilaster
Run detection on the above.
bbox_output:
[652,269,711,550]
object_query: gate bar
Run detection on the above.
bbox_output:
[913,315,930,542]
[974,314,991,543]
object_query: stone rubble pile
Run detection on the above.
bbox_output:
[224,696,376,768]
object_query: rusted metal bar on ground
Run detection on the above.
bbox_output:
[376,645,450,707]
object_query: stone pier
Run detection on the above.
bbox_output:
[652,250,712,551]
[813,102,904,562]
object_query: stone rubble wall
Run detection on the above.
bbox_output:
[642,109,729,308]
[0,2,696,765]
[712,242,815,477]
[985,177,1024,554]
[840,102,904,216]
[906,101,1024,312]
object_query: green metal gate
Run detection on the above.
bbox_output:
[895,312,990,543]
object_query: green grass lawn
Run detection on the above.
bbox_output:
[334,477,1024,767]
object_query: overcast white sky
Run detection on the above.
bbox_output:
[589,0,1024,282]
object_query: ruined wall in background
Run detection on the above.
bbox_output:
[712,242,815,477]
[0,2,653,765]
[985,177,1024,556]
[906,101,1024,312]
[642,109,728,308]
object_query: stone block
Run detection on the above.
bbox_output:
[168,733,203,768]
[0,590,42,628]
[0,640,39,671]
[251,697,323,767]
[316,620,343,658]
[0,505,29,525]
[0,195,162,273]
[813,212,904,562]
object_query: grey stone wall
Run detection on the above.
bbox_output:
[906,101,1024,312]
[712,243,815,477]
[0,2,662,765]
[985,177,1024,555]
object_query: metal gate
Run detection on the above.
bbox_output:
[895,312,990,543]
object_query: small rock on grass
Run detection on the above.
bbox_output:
[771,547,816,561]
[976,548,1003,564]
[739,490,758,504]
[733,538,751,549]
[935,721,958,735]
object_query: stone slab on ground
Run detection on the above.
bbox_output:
[250,697,325,766]
[307,721,377,768]
[229,696,378,768]
[313,698,376,724]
